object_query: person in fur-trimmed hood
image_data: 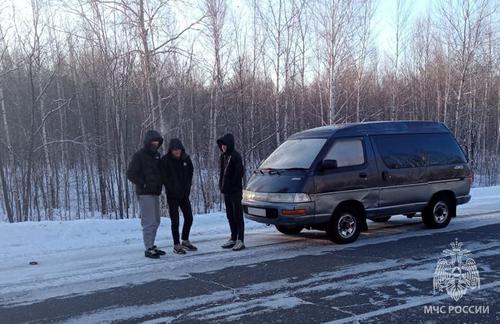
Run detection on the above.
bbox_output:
[161,138,197,254]
[217,133,246,251]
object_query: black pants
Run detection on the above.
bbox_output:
[167,197,193,245]
[224,192,245,242]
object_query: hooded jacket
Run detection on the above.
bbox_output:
[160,138,194,199]
[126,130,164,196]
[217,133,244,194]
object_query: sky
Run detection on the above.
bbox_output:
[2,1,433,38]
[1,0,435,64]
[373,0,433,55]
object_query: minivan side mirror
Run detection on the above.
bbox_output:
[319,159,338,171]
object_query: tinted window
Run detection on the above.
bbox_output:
[374,133,467,169]
[424,133,467,166]
[324,138,365,167]
[373,134,426,169]
[260,138,327,169]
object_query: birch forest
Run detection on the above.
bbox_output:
[0,0,499,222]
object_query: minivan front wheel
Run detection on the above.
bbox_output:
[327,207,361,244]
[422,197,454,229]
[276,225,304,235]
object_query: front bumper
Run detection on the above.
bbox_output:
[242,199,322,225]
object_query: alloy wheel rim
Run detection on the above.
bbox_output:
[338,213,356,238]
[433,201,449,223]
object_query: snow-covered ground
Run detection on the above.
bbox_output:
[1,186,500,321]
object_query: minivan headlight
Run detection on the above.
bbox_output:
[243,190,311,203]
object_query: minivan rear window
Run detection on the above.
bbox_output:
[424,133,467,166]
[373,133,466,169]
[260,138,327,169]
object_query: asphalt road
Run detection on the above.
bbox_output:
[1,212,499,323]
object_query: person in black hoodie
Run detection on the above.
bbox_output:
[126,130,166,259]
[161,138,197,254]
[217,133,246,251]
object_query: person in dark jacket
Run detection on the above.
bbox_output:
[161,138,197,254]
[126,130,166,259]
[217,133,245,251]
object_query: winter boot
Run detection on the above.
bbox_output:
[221,239,236,249]
[232,240,245,251]
[173,244,186,255]
[152,245,166,256]
[145,248,160,259]
[181,240,198,251]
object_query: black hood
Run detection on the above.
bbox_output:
[168,138,185,154]
[143,130,163,149]
[217,133,235,154]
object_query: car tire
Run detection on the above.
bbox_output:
[372,216,391,223]
[422,196,455,229]
[275,225,304,235]
[327,206,361,244]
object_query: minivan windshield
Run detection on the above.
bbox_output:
[260,138,327,170]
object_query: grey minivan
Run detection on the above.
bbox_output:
[242,121,472,244]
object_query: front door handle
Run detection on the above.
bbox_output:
[359,172,368,179]
[382,171,389,181]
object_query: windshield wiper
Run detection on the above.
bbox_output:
[257,168,281,175]
[257,167,307,175]
[278,167,308,171]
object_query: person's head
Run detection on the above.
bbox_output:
[168,138,185,159]
[143,130,163,152]
[217,133,235,155]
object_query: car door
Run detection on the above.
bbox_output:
[370,134,429,213]
[313,136,379,217]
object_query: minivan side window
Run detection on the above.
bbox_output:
[374,133,467,169]
[324,138,365,168]
[373,134,426,169]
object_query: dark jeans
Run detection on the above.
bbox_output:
[167,197,193,245]
[224,192,245,242]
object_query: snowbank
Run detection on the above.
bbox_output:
[0,212,267,259]
[1,186,500,257]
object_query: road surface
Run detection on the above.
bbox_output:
[1,191,499,323]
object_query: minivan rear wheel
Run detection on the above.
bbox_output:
[327,206,361,244]
[422,197,454,229]
[276,225,304,235]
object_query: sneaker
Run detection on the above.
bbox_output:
[181,240,198,251]
[221,239,236,249]
[232,240,245,251]
[173,244,186,254]
[152,245,166,256]
[145,248,160,259]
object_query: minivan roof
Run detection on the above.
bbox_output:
[289,121,449,139]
